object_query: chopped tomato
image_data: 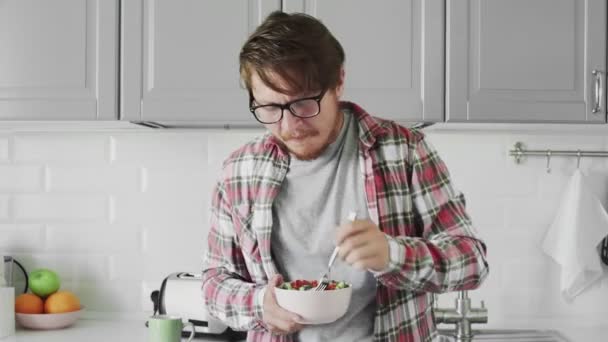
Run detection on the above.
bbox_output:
[279,279,349,291]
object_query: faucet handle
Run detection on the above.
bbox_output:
[480,300,486,309]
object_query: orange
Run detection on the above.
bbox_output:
[44,291,81,314]
[15,293,44,314]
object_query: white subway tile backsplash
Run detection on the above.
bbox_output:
[14,134,109,163]
[496,166,542,197]
[500,289,548,316]
[427,132,508,167]
[46,166,140,193]
[503,197,558,230]
[78,281,143,312]
[112,192,206,227]
[462,194,505,230]
[0,224,44,251]
[0,195,9,220]
[143,222,208,257]
[108,254,145,281]
[139,167,148,192]
[111,133,207,164]
[142,164,208,194]
[0,137,9,162]
[72,255,110,282]
[431,138,541,199]
[502,261,556,290]
[141,223,207,278]
[14,194,109,222]
[1,125,607,321]
[0,165,43,192]
[483,230,547,267]
[46,224,140,253]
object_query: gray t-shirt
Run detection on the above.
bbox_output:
[271,110,376,342]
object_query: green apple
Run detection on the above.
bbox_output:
[28,268,61,298]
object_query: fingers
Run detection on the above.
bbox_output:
[335,219,370,245]
[335,220,390,271]
[266,323,287,335]
[269,274,283,287]
[266,320,303,335]
[336,219,376,261]
[338,232,373,261]
[264,304,303,334]
[265,311,303,334]
[263,274,304,335]
[269,301,303,324]
[341,241,377,265]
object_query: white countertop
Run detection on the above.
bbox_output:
[2,318,241,342]
[2,317,606,342]
[563,327,607,342]
[486,318,608,342]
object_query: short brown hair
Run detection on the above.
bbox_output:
[239,11,345,95]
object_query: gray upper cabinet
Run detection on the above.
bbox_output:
[283,0,445,123]
[447,0,607,123]
[0,0,118,120]
[120,0,280,126]
[2,0,607,125]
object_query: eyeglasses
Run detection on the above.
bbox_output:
[249,90,326,124]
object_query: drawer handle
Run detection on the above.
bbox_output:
[592,69,603,113]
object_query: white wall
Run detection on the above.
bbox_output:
[426,126,608,329]
[0,125,607,327]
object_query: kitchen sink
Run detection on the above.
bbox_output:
[438,329,569,342]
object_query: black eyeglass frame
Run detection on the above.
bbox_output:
[248,89,327,124]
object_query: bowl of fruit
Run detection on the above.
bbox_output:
[274,279,351,324]
[14,268,83,330]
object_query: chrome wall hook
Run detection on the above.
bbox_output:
[509,142,608,169]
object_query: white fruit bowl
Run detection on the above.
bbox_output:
[274,287,352,324]
[16,307,84,330]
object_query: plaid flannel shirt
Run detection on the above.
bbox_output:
[202,102,489,342]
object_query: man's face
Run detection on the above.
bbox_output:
[250,71,345,160]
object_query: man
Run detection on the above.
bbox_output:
[202,11,489,342]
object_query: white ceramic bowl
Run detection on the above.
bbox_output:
[16,307,84,330]
[274,286,352,324]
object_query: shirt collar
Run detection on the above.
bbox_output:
[342,101,388,151]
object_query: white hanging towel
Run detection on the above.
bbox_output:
[542,169,608,301]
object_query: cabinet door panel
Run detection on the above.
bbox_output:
[283,0,444,123]
[0,0,117,120]
[447,0,606,123]
[121,0,280,125]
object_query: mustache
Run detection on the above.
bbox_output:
[280,129,318,141]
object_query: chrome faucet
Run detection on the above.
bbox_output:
[433,290,488,342]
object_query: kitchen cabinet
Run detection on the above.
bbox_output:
[446,0,607,123]
[120,0,280,126]
[283,0,444,123]
[0,0,118,120]
[2,0,607,125]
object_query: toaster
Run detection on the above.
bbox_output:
[154,272,245,339]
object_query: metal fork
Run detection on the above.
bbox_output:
[314,211,357,291]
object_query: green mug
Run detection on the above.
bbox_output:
[148,315,194,342]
